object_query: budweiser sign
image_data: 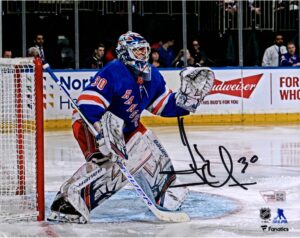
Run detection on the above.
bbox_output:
[210,74,263,98]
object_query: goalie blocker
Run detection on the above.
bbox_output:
[48,112,188,223]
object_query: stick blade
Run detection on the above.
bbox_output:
[154,209,190,222]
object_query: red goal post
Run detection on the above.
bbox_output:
[0,57,44,221]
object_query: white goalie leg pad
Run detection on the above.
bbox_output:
[134,171,156,204]
[49,126,187,223]
[49,131,154,223]
[134,167,188,211]
[49,161,107,223]
[140,129,189,211]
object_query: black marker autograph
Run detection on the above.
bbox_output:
[161,117,258,190]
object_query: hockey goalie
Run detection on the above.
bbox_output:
[48,31,215,223]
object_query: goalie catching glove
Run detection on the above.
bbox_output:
[93,112,128,162]
[175,67,215,112]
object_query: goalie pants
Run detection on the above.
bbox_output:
[72,119,176,207]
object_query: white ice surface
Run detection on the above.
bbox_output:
[0,125,299,237]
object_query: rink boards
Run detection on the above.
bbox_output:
[42,67,300,130]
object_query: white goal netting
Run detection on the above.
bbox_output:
[0,58,43,221]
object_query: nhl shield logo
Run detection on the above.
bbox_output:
[260,208,271,220]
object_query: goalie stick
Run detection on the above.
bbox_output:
[43,63,190,223]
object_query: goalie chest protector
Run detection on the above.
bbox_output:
[79,60,171,134]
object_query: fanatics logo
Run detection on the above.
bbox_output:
[210,74,263,98]
[261,225,268,231]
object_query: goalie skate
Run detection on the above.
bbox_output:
[47,194,87,224]
[47,211,87,224]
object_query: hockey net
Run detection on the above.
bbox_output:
[0,58,44,221]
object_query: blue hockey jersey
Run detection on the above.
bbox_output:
[75,60,189,135]
[281,53,300,66]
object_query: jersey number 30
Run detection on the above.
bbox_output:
[91,76,107,90]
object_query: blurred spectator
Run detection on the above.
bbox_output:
[3,49,12,58]
[248,0,261,15]
[275,0,289,30]
[57,35,75,69]
[106,45,117,63]
[289,0,299,29]
[150,40,163,50]
[223,0,238,30]
[275,0,288,11]
[87,44,106,69]
[262,34,287,66]
[149,49,164,68]
[289,0,298,10]
[248,0,261,29]
[280,41,300,66]
[173,49,194,67]
[190,40,207,66]
[29,33,46,61]
[157,38,175,67]
[27,47,40,57]
[224,0,237,15]
[187,57,195,67]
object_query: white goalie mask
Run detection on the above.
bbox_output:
[116,31,151,78]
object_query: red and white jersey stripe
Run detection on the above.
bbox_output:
[147,85,172,115]
[77,90,110,110]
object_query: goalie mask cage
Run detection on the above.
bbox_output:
[0,58,44,221]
